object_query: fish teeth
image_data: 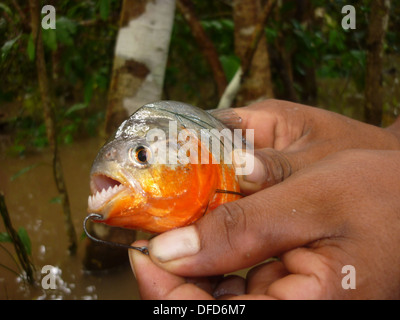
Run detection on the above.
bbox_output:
[87,183,127,211]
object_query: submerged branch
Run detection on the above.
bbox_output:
[0,243,23,274]
[0,193,35,284]
[0,263,21,278]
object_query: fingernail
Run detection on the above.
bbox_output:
[149,225,200,262]
[233,150,265,183]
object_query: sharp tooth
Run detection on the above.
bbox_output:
[89,183,125,210]
[89,196,95,209]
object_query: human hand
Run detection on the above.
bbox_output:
[129,100,400,299]
[130,149,400,299]
[230,99,400,193]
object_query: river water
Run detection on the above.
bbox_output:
[0,137,141,299]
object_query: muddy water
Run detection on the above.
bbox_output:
[0,138,140,299]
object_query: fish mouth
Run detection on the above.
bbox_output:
[88,174,128,212]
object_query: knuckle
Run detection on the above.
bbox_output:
[257,149,293,185]
[217,201,248,251]
[222,201,246,229]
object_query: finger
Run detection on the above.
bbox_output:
[234,148,298,194]
[233,99,397,151]
[236,131,362,193]
[129,240,213,300]
[185,276,222,295]
[266,248,341,299]
[233,100,400,193]
[246,259,289,295]
[213,275,246,299]
[233,100,307,150]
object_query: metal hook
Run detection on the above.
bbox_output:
[83,213,149,255]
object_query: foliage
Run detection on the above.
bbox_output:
[1,0,400,153]
[0,192,34,284]
[1,0,120,155]
[0,227,32,255]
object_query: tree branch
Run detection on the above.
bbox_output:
[177,0,228,98]
[240,0,276,82]
[365,0,391,126]
[218,0,276,108]
[28,0,77,255]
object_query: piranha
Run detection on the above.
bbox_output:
[86,101,245,235]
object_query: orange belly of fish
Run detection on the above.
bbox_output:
[102,163,241,233]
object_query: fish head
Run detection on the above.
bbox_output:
[87,103,222,233]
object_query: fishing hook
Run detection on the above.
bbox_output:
[215,189,246,197]
[83,213,149,255]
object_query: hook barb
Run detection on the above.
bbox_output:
[83,213,149,255]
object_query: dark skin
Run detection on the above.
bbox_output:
[129,99,400,299]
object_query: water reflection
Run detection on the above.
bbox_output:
[0,138,140,300]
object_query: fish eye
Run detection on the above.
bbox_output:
[129,145,151,167]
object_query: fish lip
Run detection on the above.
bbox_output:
[87,173,129,213]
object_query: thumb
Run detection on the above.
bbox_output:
[235,148,301,194]
[147,166,337,277]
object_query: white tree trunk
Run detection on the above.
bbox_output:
[109,0,176,117]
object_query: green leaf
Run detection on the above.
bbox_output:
[1,35,20,61]
[56,17,77,46]
[0,3,12,16]
[220,19,234,30]
[0,232,12,243]
[17,227,31,256]
[265,27,277,43]
[80,230,87,240]
[27,34,35,61]
[10,163,39,181]
[99,0,110,21]
[220,55,240,82]
[63,133,73,144]
[84,79,94,104]
[65,103,88,115]
[42,28,57,51]
[7,144,26,156]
